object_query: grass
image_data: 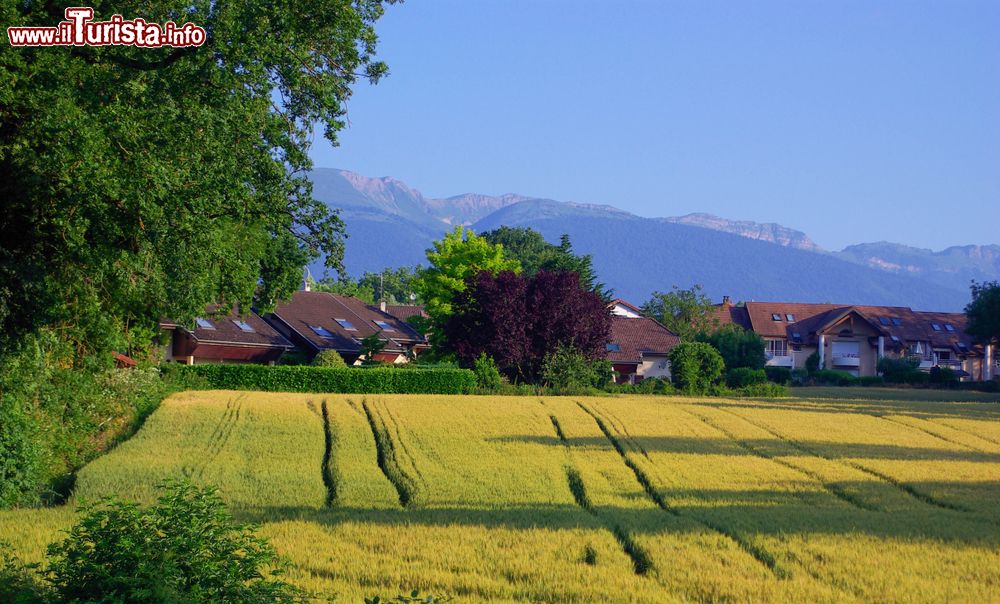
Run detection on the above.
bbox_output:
[2,389,999,602]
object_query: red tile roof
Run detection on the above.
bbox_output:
[268,291,427,354]
[384,304,428,322]
[162,306,293,349]
[606,316,681,364]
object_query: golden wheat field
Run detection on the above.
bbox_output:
[2,389,1000,603]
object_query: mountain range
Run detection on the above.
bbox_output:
[308,168,999,311]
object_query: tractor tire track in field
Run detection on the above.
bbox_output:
[362,399,420,508]
[382,403,427,486]
[184,396,242,479]
[874,415,990,454]
[550,414,653,576]
[718,406,970,513]
[589,402,652,461]
[576,403,787,579]
[925,420,1000,448]
[320,400,339,507]
[683,407,881,513]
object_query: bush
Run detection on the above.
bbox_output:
[473,353,504,392]
[182,364,476,394]
[735,382,789,397]
[697,325,766,370]
[790,368,810,386]
[811,369,858,386]
[805,352,820,373]
[541,344,610,394]
[929,366,960,385]
[46,480,301,603]
[668,342,725,395]
[0,547,48,603]
[878,356,923,384]
[312,349,348,368]
[857,375,885,387]
[956,380,999,393]
[764,366,792,385]
[726,367,768,388]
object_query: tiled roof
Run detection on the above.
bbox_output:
[606,316,681,364]
[708,303,752,331]
[713,299,982,356]
[384,304,428,322]
[166,306,293,348]
[269,291,426,354]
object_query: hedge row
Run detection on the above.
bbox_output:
[181,364,476,394]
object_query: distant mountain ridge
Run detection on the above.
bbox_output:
[308,168,992,311]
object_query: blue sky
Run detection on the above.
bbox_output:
[309,1,999,251]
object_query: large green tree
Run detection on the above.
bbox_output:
[0,0,394,358]
[966,281,1000,345]
[480,227,609,297]
[414,226,520,328]
[641,285,721,341]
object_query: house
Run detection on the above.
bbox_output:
[383,304,428,323]
[607,299,681,384]
[265,290,429,364]
[711,298,994,381]
[160,306,293,365]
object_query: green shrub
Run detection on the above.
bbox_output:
[811,369,858,386]
[790,368,810,386]
[805,352,820,373]
[726,367,768,388]
[0,401,45,508]
[929,366,960,385]
[878,356,923,384]
[312,349,348,368]
[473,353,504,392]
[857,375,885,387]
[697,325,766,370]
[956,380,999,393]
[0,546,47,603]
[182,364,476,394]
[764,366,792,385]
[736,382,789,397]
[47,480,301,603]
[366,589,451,603]
[668,342,725,395]
[541,344,610,393]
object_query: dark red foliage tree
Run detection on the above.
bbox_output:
[442,269,611,382]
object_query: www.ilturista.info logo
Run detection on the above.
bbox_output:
[7,7,205,48]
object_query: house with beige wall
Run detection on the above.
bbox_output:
[711,298,994,381]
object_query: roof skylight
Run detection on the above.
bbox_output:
[335,318,357,331]
[231,319,255,333]
[195,318,215,330]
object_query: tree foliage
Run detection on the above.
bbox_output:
[442,270,610,383]
[315,266,420,305]
[668,342,725,395]
[641,285,720,341]
[697,324,766,370]
[965,280,1000,345]
[0,0,395,359]
[414,227,520,328]
[46,480,302,603]
[312,349,348,368]
[480,227,609,297]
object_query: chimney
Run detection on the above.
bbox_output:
[380,300,387,312]
[722,295,731,307]
[302,267,313,292]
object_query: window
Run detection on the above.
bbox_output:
[606,343,621,352]
[771,313,782,321]
[878,317,891,326]
[785,314,795,322]
[891,317,902,326]
[791,332,802,341]
[890,335,900,343]
[231,319,255,333]
[373,320,395,332]
[310,325,335,338]
[335,318,356,331]
[944,324,955,332]
[195,318,215,330]
[937,350,952,361]
[931,324,942,331]
[766,339,788,357]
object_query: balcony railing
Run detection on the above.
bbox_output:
[765,354,794,367]
[832,352,860,367]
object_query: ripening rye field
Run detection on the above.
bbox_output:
[3,389,1000,602]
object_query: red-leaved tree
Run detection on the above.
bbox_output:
[442,270,611,382]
